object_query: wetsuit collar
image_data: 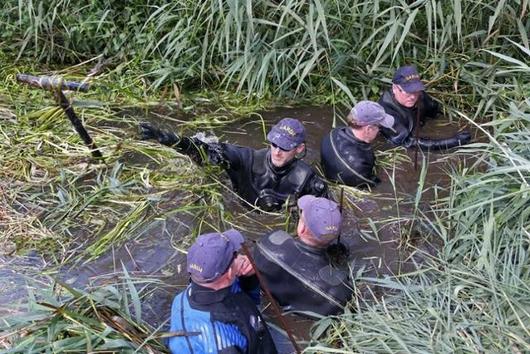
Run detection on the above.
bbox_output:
[294,238,327,256]
[188,281,232,306]
[345,126,370,146]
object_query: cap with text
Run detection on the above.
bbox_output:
[187,229,244,283]
[392,65,425,93]
[267,118,305,151]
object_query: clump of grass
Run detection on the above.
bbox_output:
[2,0,528,112]
[0,274,169,353]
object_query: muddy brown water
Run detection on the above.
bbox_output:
[0,105,474,349]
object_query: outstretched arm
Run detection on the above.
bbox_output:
[139,122,229,166]
[404,130,472,151]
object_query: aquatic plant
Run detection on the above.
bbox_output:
[0,274,169,353]
[0,0,529,353]
[1,0,527,109]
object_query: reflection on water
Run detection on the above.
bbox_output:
[1,105,473,346]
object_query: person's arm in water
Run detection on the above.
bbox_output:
[377,106,471,150]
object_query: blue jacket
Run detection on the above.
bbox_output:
[169,279,277,354]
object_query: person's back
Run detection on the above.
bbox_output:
[247,196,352,317]
[170,280,275,354]
[321,101,394,188]
[252,229,351,316]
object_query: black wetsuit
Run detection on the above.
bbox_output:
[252,230,353,317]
[320,127,377,188]
[169,280,277,354]
[147,128,328,211]
[378,89,437,147]
[378,90,469,150]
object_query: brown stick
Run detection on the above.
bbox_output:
[16,73,102,159]
[337,187,344,244]
[413,93,423,171]
[16,73,90,92]
[54,90,103,158]
[240,242,302,354]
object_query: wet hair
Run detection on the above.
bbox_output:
[346,112,364,130]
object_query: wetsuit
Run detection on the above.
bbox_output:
[141,125,328,211]
[169,280,277,354]
[320,127,377,188]
[378,90,470,150]
[252,230,352,317]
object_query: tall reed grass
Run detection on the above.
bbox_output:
[306,41,530,353]
[2,1,528,107]
[0,0,529,352]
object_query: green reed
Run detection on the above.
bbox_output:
[0,0,529,352]
[0,274,169,353]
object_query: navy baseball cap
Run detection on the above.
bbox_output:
[266,118,305,151]
[187,229,244,282]
[392,65,425,93]
[298,195,342,242]
[350,101,394,129]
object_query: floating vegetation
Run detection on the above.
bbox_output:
[0,275,169,353]
[0,0,529,353]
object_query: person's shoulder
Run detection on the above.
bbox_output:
[289,158,315,176]
[256,230,293,257]
[378,88,393,102]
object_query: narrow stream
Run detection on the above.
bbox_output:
[1,105,473,349]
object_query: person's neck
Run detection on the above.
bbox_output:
[194,277,233,291]
[351,127,370,143]
[298,232,328,249]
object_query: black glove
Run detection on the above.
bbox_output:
[409,129,472,151]
[138,122,180,146]
[454,130,471,145]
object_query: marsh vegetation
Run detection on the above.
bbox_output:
[0,0,529,352]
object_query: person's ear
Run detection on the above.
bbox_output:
[297,215,307,234]
[295,143,306,155]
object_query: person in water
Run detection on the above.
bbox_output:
[139,118,328,211]
[240,195,352,317]
[320,100,394,188]
[168,229,277,354]
[378,65,471,150]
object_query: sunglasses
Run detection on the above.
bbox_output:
[270,142,293,152]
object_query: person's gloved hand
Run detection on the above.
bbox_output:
[454,130,471,145]
[138,122,180,146]
[139,122,160,140]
